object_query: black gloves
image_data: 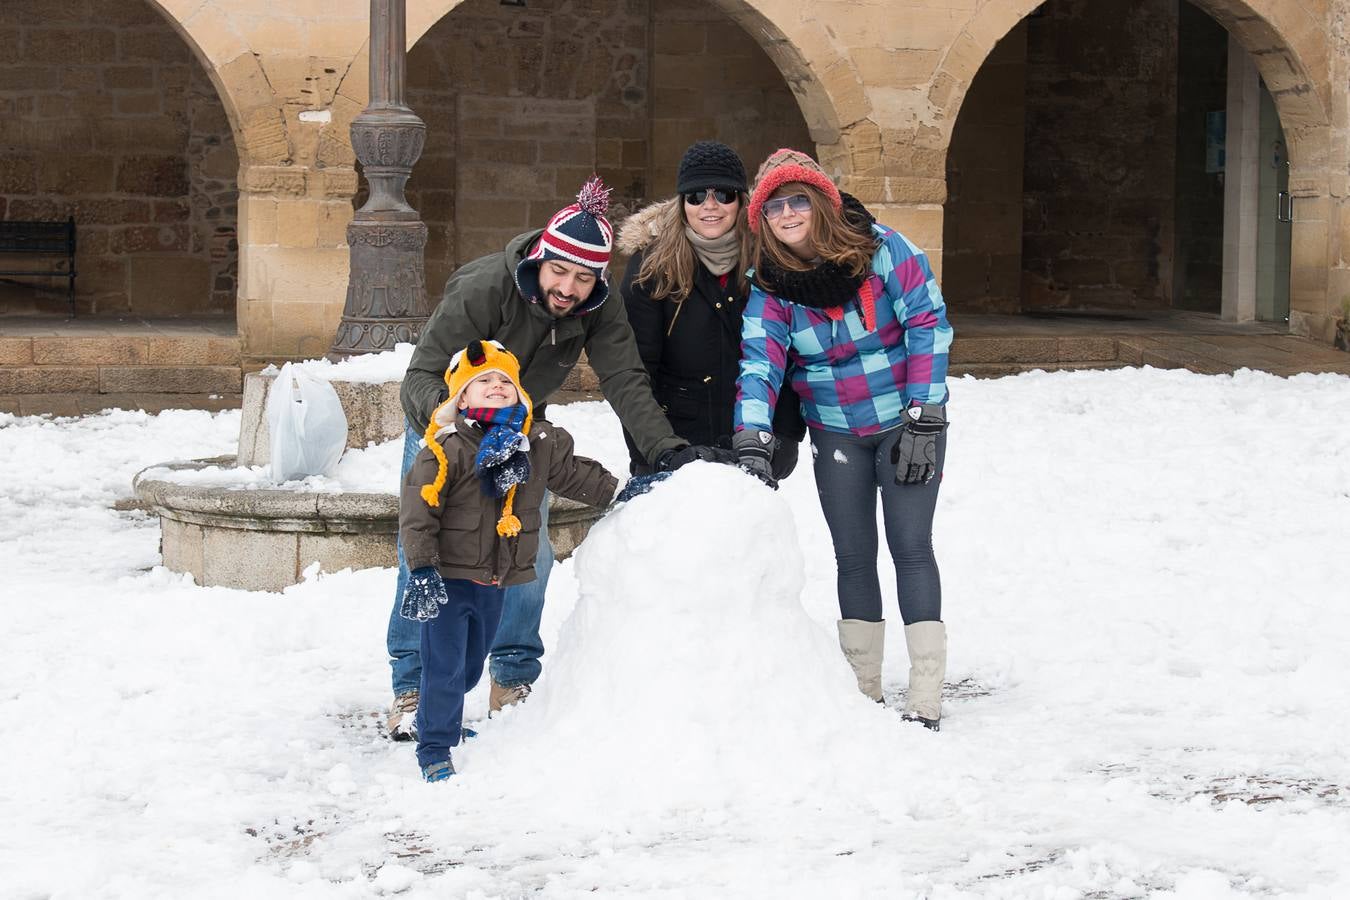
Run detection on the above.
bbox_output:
[732,429,779,489]
[654,444,738,472]
[770,435,800,481]
[892,403,947,486]
[400,566,450,622]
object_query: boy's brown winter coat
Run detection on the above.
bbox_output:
[400,421,617,586]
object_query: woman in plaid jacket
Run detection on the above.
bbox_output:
[733,149,955,730]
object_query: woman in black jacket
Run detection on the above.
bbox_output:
[618,141,805,477]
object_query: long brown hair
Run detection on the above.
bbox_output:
[635,197,745,301]
[749,183,875,290]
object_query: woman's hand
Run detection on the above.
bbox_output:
[892,404,946,485]
[732,430,779,489]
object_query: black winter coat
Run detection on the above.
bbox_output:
[619,245,807,477]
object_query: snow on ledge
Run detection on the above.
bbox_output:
[257,343,416,385]
[140,438,402,494]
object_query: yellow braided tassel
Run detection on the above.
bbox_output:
[419,416,450,508]
[496,484,522,537]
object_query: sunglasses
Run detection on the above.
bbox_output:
[762,193,812,220]
[683,188,739,206]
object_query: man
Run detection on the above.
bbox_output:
[386,178,721,739]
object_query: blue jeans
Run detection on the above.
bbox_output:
[388,420,555,695]
[809,426,946,625]
[415,579,504,769]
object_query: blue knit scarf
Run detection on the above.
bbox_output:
[461,404,531,498]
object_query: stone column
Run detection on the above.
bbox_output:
[329,0,433,358]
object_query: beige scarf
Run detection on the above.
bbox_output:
[684,226,741,277]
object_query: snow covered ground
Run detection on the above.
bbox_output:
[2,367,1349,899]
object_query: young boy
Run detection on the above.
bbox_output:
[399,339,620,782]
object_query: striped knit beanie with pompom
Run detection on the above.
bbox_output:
[515,176,615,311]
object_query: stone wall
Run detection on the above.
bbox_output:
[1020,0,1179,311]
[647,0,818,196]
[942,23,1028,314]
[404,0,812,299]
[0,0,237,316]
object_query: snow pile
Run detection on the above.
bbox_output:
[140,438,402,494]
[484,462,897,810]
[259,343,415,385]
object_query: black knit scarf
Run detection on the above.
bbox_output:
[752,193,879,309]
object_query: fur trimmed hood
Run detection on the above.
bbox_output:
[616,199,678,255]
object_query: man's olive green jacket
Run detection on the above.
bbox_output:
[400,230,684,465]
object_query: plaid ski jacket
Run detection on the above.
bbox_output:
[735,225,953,436]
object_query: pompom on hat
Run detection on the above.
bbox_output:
[515,176,615,312]
[420,340,534,537]
[747,148,842,234]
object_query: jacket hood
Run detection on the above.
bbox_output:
[510,228,609,317]
[504,228,544,275]
[616,199,677,255]
[839,192,877,236]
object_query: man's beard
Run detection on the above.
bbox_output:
[545,289,577,317]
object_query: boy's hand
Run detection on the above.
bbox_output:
[616,471,671,503]
[891,404,946,486]
[401,566,450,622]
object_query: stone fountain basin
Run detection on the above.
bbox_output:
[134,455,395,592]
[137,363,605,591]
[134,455,602,593]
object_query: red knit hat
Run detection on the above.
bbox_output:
[747,149,842,234]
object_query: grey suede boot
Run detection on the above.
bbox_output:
[901,620,947,730]
[837,619,885,702]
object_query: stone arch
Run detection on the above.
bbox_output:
[937,0,1337,335]
[397,0,842,294]
[0,0,243,315]
[139,0,288,169]
[930,0,1330,167]
[407,0,846,148]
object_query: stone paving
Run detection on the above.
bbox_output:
[949,311,1350,378]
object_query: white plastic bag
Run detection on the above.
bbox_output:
[266,362,349,481]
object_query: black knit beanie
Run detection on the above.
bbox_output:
[676,141,748,195]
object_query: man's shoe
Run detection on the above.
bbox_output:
[387,690,419,741]
[489,679,532,714]
[421,759,454,782]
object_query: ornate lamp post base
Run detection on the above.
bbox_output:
[329,0,433,358]
[332,220,430,355]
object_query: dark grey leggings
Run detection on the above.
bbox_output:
[809,426,946,625]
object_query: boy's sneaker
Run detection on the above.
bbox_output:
[387,690,419,741]
[489,679,531,714]
[421,759,454,782]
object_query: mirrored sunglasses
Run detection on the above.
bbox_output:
[762,193,812,220]
[683,188,739,206]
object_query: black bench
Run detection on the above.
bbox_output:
[0,217,77,317]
